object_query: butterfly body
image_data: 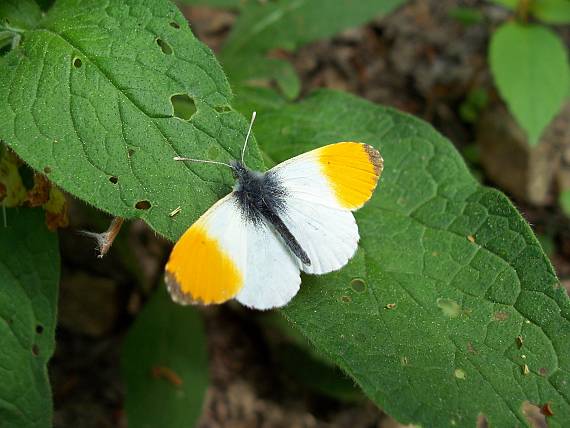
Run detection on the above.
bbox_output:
[165,141,383,310]
[232,161,311,265]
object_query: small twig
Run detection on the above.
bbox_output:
[80,217,124,258]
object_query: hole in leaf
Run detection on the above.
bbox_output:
[35,325,44,334]
[215,105,231,113]
[32,344,40,356]
[350,278,366,292]
[171,94,196,120]
[73,57,82,68]
[135,200,151,210]
[109,176,118,184]
[128,149,135,157]
[170,21,180,29]
[43,166,52,174]
[156,38,173,55]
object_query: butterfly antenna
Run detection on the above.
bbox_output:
[241,111,257,165]
[173,157,233,169]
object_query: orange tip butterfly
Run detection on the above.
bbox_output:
[165,112,383,310]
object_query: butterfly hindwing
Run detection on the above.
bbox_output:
[236,219,301,310]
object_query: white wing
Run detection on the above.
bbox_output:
[270,142,382,274]
[166,192,301,310]
[236,218,301,310]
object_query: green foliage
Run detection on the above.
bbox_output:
[239,88,570,427]
[179,0,243,7]
[122,287,209,428]
[491,0,570,24]
[489,22,569,145]
[220,0,407,98]
[448,7,485,26]
[0,0,264,240]
[532,0,570,24]
[2,1,570,427]
[459,88,488,123]
[0,208,59,428]
[0,0,42,30]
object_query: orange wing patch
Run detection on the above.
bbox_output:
[318,142,383,210]
[165,224,243,305]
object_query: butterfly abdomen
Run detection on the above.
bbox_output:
[233,163,311,265]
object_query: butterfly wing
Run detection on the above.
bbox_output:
[165,193,247,305]
[271,142,382,274]
[165,193,301,309]
[236,219,301,310]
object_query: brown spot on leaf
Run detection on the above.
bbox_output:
[541,402,554,417]
[521,401,547,428]
[467,341,477,354]
[467,235,476,243]
[385,303,396,309]
[516,335,524,348]
[0,182,5,202]
[539,367,548,376]
[151,366,183,387]
[493,311,509,321]
[32,344,40,356]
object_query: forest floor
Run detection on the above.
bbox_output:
[51,1,569,427]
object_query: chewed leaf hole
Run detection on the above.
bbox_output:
[170,21,180,29]
[35,325,44,334]
[109,176,118,184]
[350,278,366,292]
[171,94,197,120]
[32,344,40,356]
[73,57,82,68]
[43,166,52,174]
[135,200,151,210]
[157,38,173,55]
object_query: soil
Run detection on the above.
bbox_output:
[51,1,569,427]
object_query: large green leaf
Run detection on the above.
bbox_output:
[220,0,407,98]
[0,0,264,240]
[122,287,209,428]
[489,22,570,145]
[241,89,570,427]
[0,208,60,428]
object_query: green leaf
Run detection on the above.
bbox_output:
[122,287,209,428]
[221,0,407,98]
[531,0,570,24]
[489,22,570,145]
[178,0,244,8]
[0,207,59,428]
[244,89,570,427]
[0,0,264,240]
[0,0,42,30]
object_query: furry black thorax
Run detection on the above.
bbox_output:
[231,161,311,266]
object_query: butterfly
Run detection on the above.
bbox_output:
[165,112,383,310]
